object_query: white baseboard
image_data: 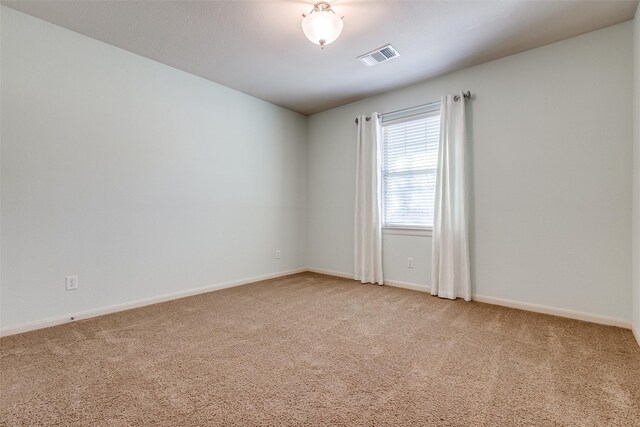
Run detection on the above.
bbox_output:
[307,267,354,280]
[472,294,631,329]
[308,267,431,293]
[307,268,631,330]
[2,267,633,337]
[384,279,430,293]
[0,268,307,338]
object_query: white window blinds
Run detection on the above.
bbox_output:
[382,110,440,228]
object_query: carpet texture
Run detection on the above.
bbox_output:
[1,272,639,426]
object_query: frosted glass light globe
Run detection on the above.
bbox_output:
[301,2,343,48]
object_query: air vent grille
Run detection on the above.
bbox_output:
[358,44,400,66]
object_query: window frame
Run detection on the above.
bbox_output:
[380,104,441,236]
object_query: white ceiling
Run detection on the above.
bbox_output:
[2,0,638,115]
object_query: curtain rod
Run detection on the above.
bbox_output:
[355,91,471,124]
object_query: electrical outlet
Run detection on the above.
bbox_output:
[275,250,281,259]
[65,275,78,291]
[407,258,414,268]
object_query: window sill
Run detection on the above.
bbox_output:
[382,227,433,237]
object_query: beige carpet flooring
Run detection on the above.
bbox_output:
[1,272,639,426]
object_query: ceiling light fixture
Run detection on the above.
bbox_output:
[301,1,343,49]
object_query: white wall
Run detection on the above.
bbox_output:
[307,22,634,323]
[633,3,640,340]
[0,7,307,330]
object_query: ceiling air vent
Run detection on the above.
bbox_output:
[358,44,400,66]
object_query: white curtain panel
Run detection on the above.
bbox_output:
[354,113,384,285]
[431,94,471,301]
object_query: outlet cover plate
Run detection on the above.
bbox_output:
[66,275,78,291]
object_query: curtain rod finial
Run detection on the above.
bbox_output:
[454,91,472,102]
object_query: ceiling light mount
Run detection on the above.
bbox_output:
[301,1,344,49]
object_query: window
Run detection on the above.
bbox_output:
[382,107,440,229]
